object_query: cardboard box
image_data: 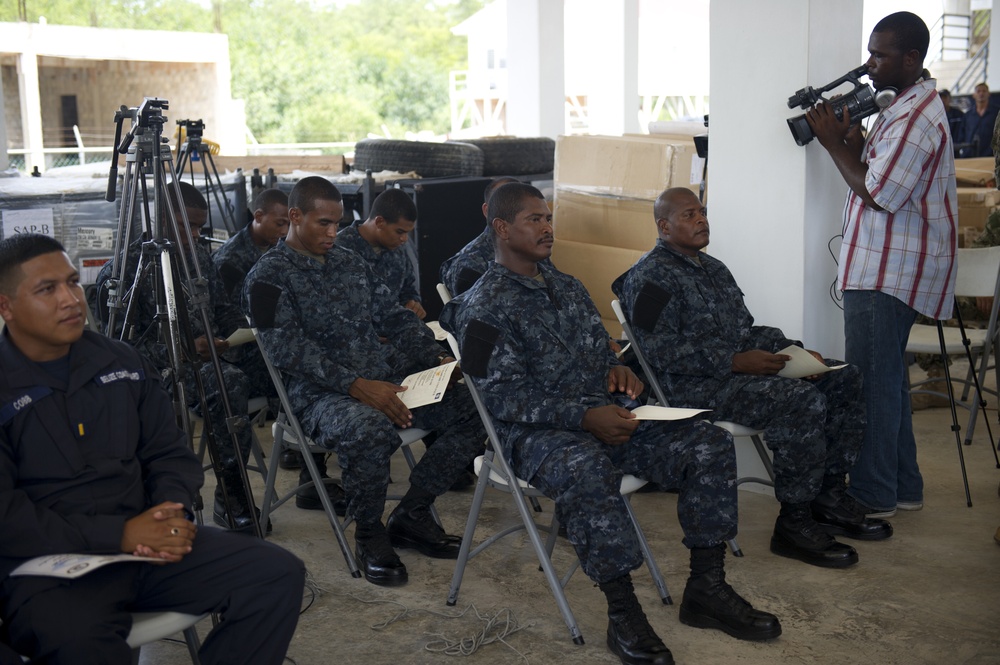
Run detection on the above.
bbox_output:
[956,187,1000,206]
[551,239,646,335]
[958,204,996,231]
[554,134,701,200]
[954,157,996,187]
[553,189,659,251]
[208,154,347,175]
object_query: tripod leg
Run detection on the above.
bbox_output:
[936,322,972,506]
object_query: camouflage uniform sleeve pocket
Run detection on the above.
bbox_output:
[456,267,484,295]
[633,281,670,332]
[462,319,501,378]
[250,281,283,328]
[220,261,247,299]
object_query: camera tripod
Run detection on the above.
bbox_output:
[175,118,243,239]
[103,97,263,539]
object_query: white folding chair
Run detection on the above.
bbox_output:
[14,612,206,664]
[442,332,670,645]
[193,395,270,483]
[905,246,1000,503]
[611,299,774,556]
[248,310,438,576]
[128,612,206,664]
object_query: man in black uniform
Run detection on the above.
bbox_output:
[0,234,304,664]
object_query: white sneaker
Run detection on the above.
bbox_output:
[897,500,923,511]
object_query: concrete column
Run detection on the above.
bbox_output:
[0,69,8,171]
[988,0,1000,91]
[586,0,640,135]
[709,0,865,359]
[16,50,44,174]
[506,0,565,138]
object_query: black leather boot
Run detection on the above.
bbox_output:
[599,574,673,665]
[213,464,270,534]
[355,522,408,587]
[771,502,858,567]
[811,476,893,541]
[679,544,782,641]
[386,485,461,559]
[295,453,348,516]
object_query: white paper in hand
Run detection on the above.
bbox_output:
[10,553,161,579]
[424,320,448,341]
[398,361,459,409]
[775,345,847,379]
[225,328,256,347]
[630,405,710,420]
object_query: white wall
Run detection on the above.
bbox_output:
[709,0,864,359]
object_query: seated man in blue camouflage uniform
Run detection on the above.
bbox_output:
[212,188,345,507]
[213,188,289,310]
[441,183,781,665]
[244,176,485,587]
[439,176,520,297]
[94,182,268,533]
[613,188,892,570]
[336,188,426,319]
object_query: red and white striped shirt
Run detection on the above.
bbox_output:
[839,79,957,319]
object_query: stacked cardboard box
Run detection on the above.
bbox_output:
[954,157,996,188]
[552,134,702,335]
[957,187,999,247]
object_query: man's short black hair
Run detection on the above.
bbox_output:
[0,233,66,296]
[288,176,342,215]
[168,181,209,212]
[368,188,417,225]
[253,188,289,213]
[483,176,520,204]
[873,11,929,61]
[487,183,545,233]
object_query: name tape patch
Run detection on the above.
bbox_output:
[95,368,145,385]
[0,386,53,425]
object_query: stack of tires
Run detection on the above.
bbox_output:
[353,137,555,178]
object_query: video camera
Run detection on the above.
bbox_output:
[785,65,896,146]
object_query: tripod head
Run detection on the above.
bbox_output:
[176,118,206,151]
[107,98,171,201]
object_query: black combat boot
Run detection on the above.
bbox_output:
[294,453,348,516]
[598,574,674,665]
[771,502,858,567]
[213,462,270,534]
[811,475,893,541]
[679,544,782,641]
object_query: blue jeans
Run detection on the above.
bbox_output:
[843,290,922,510]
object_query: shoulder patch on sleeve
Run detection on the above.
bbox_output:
[455,267,484,295]
[633,281,670,332]
[219,261,247,299]
[249,281,283,329]
[462,319,501,378]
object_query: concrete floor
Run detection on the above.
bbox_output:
[140,369,1000,665]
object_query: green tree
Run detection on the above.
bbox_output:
[3,0,484,144]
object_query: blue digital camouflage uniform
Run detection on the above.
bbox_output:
[439,227,557,297]
[440,262,738,583]
[612,240,866,504]
[336,222,421,306]
[243,240,484,526]
[94,239,259,464]
[439,228,494,297]
[212,224,265,312]
[209,224,279,401]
